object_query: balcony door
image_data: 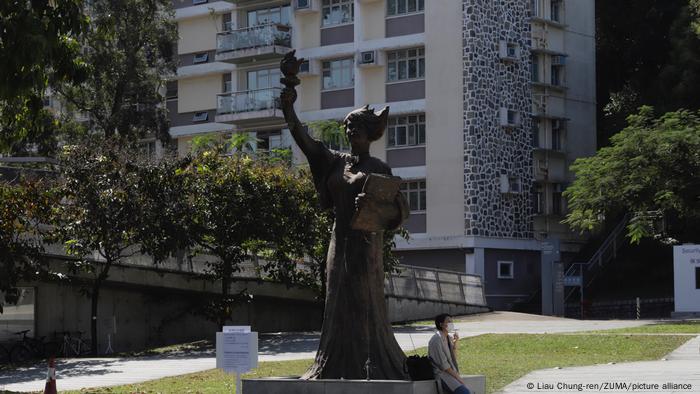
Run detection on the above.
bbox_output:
[247,6,291,27]
[246,69,282,112]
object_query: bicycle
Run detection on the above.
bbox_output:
[9,330,46,363]
[58,331,91,357]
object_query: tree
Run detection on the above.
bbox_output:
[55,0,177,144]
[0,0,88,154]
[0,179,56,312]
[52,139,150,354]
[564,107,700,244]
[181,152,323,327]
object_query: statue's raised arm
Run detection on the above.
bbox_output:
[279,51,327,162]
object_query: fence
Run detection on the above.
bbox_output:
[565,297,674,319]
[385,265,488,306]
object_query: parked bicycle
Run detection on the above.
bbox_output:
[58,331,91,357]
[8,330,52,363]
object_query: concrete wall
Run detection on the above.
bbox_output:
[178,15,221,54]
[395,249,466,273]
[483,248,541,310]
[424,0,464,238]
[179,75,221,112]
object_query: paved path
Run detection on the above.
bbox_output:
[0,312,658,392]
[499,335,700,394]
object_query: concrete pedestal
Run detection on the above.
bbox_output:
[243,375,486,394]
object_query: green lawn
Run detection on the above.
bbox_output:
[583,321,700,334]
[50,333,690,394]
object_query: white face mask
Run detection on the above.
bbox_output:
[447,322,455,332]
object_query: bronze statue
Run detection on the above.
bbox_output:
[280,51,409,380]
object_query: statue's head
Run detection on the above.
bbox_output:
[343,105,389,152]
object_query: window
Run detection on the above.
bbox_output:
[531,0,540,17]
[387,114,426,147]
[696,267,700,289]
[551,120,563,150]
[387,0,424,16]
[533,184,544,214]
[222,13,232,31]
[552,183,563,215]
[166,81,178,100]
[139,140,157,157]
[531,54,540,82]
[247,68,281,90]
[248,6,292,26]
[551,0,562,22]
[322,58,354,90]
[498,261,514,279]
[532,117,541,147]
[400,180,426,212]
[322,0,353,27]
[192,111,209,122]
[387,48,425,82]
[223,74,232,93]
[551,64,562,86]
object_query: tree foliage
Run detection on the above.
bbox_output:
[0,0,88,154]
[564,107,700,244]
[0,179,56,312]
[55,0,177,143]
[597,0,700,145]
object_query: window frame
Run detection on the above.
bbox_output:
[497,261,514,279]
[400,180,427,213]
[386,47,426,83]
[387,114,426,148]
[321,0,354,28]
[321,57,355,91]
[386,0,425,18]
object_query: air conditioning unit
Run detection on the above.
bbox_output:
[298,59,320,76]
[499,107,520,128]
[192,111,209,122]
[499,41,519,61]
[357,50,378,67]
[193,53,209,64]
[551,55,566,66]
[500,175,522,194]
[294,0,319,13]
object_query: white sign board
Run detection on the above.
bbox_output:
[673,245,700,313]
[223,325,250,333]
[216,331,258,374]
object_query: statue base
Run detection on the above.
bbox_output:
[243,375,486,394]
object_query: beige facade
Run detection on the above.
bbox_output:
[169,0,597,309]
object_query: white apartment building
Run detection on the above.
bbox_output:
[169,0,596,310]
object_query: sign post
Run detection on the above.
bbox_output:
[216,326,258,394]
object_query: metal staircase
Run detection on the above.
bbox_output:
[564,213,631,301]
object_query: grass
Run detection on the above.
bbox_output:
[581,321,700,335]
[44,333,690,394]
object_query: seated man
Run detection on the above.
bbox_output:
[428,314,470,394]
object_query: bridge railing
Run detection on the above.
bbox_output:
[384,265,487,306]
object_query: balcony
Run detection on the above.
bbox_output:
[215,87,285,125]
[215,24,292,63]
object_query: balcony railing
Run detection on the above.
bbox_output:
[217,87,282,115]
[216,23,291,53]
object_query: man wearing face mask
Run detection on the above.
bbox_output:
[428,314,470,394]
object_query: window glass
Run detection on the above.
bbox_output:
[387,114,426,147]
[322,0,353,26]
[400,180,426,212]
[322,58,354,90]
[387,48,425,82]
[387,0,425,16]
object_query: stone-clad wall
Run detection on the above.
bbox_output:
[462,0,533,239]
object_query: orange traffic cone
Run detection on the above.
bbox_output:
[44,357,57,394]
